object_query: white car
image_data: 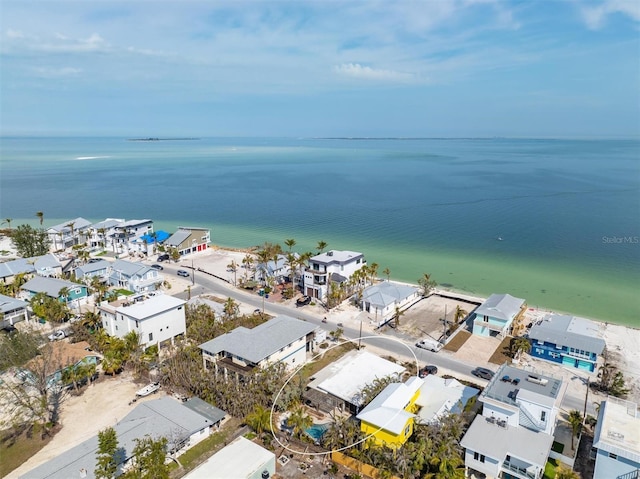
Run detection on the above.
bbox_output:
[48,330,66,341]
[416,338,443,352]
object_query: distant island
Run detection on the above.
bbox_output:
[127,137,200,142]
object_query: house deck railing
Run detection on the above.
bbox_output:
[502,460,538,479]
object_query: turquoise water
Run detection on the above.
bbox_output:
[1,137,638,326]
[306,423,329,440]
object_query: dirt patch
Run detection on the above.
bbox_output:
[487,337,512,365]
[444,330,471,352]
[397,295,477,341]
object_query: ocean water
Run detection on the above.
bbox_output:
[1,137,639,326]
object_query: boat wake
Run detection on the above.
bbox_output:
[74,156,111,160]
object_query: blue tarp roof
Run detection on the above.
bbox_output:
[139,230,170,243]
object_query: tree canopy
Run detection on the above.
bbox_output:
[11,224,51,257]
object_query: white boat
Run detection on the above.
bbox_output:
[135,382,160,397]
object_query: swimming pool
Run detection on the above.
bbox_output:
[306,423,329,440]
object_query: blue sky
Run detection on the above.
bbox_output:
[1,0,639,137]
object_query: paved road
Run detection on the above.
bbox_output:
[163,261,596,417]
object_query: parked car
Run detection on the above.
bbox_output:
[48,330,66,342]
[471,367,495,380]
[157,254,170,262]
[88,258,103,264]
[419,365,438,378]
[150,264,163,270]
[296,295,312,307]
[416,338,443,352]
[177,270,190,277]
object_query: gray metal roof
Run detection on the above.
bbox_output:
[0,257,34,278]
[75,260,111,276]
[362,281,419,309]
[111,259,152,277]
[310,250,364,265]
[48,217,92,233]
[199,315,316,364]
[19,397,213,479]
[461,414,554,468]
[90,218,124,230]
[475,293,525,321]
[529,313,606,355]
[183,397,226,424]
[0,293,28,313]
[187,297,225,315]
[165,229,191,247]
[22,276,84,298]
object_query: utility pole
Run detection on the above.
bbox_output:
[583,376,590,423]
[358,318,363,350]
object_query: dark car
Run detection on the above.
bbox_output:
[177,270,190,277]
[157,254,170,262]
[472,367,495,380]
[419,365,438,378]
[150,264,164,271]
[296,295,312,307]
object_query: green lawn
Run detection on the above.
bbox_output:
[0,427,54,477]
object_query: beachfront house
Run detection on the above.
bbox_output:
[111,219,154,254]
[360,281,420,327]
[47,217,92,250]
[99,293,186,347]
[356,376,423,448]
[199,315,317,379]
[108,259,163,293]
[164,226,210,256]
[472,293,526,337]
[528,313,606,373]
[303,250,366,301]
[21,276,88,310]
[0,293,29,329]
[592,397,640,479]
[305,350,406,414]
[20,397,219,479]
[254,253,298,285]
[460,364,566,479]
[0,253,70,285]
[86,218,124,251]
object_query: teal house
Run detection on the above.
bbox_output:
[472,293,525,338]
[21,276,89,309]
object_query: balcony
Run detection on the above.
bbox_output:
[502,460,538,479]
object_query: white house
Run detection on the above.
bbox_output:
[74,259,111,284]
[472,293,526,337]
[86,218,124,250]
[361,281,420,326]
[47,217,93,250]
[199,315,317,378]
[303,250,366,301]
[0,293,29,329]
[184,436,276,479]
[108,259,163,293]
[460,364,566,479]
[99,293,186,347]
[415,375,479,424]
[592,397,640,479]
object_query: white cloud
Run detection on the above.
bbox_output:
[32,66,82,78]
[334,63,416,82]
[580,0,640,30]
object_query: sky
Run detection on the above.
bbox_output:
[1,0,639,138]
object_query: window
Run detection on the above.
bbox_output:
[609,452,618,460]
[149,333,153,342]
[541,411,546,422]
[404,424,411,436]
[535,348,544,355]
[178,306,182,310]
[473,452,485,463]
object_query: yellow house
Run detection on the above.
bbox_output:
[357,376,423,448]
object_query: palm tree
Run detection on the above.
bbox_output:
[223,297,239,320]
[509,337,532,358]
[227,260,238,286]
[241,254,254,281]
[58,287,71,305]
[2,218,12,230]
[383,267,391,281]
[453,306,468,324]
[568,410,583,450]
[316,240,328,254]
[81,310,102,333]
[394,306,405,327]
[418,272,437,296]
[368,262,379,284]
[66,221,76,247]
[284,238,296,252]
[245,404,272,435]
[288,405,313,439]
[35,211,44,226]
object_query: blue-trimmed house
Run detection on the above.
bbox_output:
[21,276,89,309]
[528,313,606,373]
[472,293,526,338]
